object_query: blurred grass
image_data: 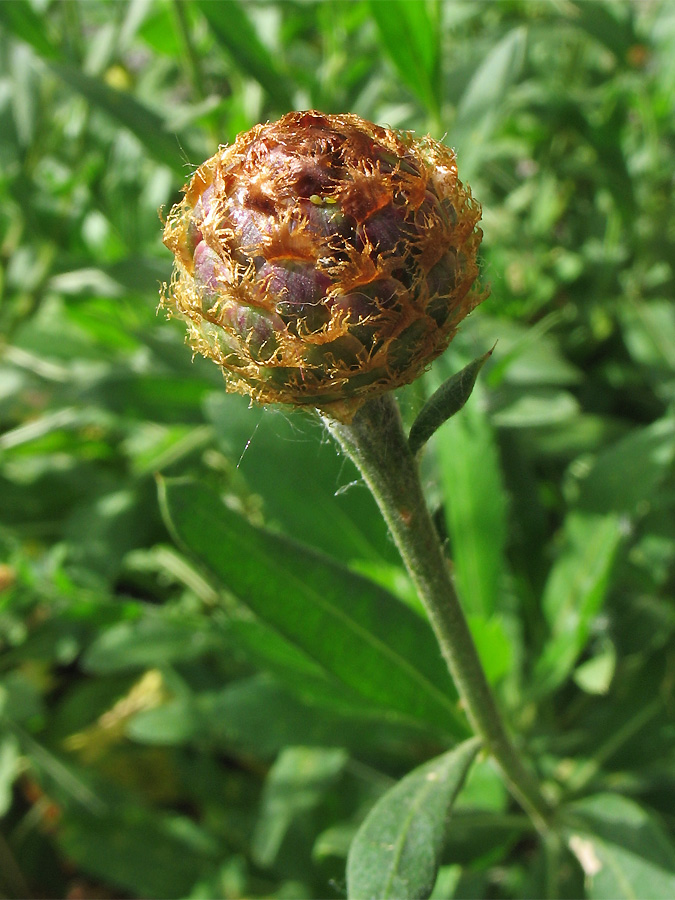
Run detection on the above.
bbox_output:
[0,1,674,898]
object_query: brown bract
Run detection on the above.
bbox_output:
[161,110,486,422]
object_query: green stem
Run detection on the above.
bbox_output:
[323,392,553,833]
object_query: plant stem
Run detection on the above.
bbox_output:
[323,392,553,833]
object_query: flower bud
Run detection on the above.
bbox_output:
[161,111,486,421]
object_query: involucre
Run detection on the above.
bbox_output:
[162,111,486,421]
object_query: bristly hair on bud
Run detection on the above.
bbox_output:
[161,110,487,422]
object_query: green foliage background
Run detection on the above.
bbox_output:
[1,1,674,898]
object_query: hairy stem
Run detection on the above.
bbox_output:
[324,392,553,833]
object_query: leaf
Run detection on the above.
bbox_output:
[195,675,427,759]
[434,374,507,619]
[408,348,494,456]
[226,617,393,719]
[453,26,527,178]
[573,642,616,695]
[369,0,440,115]
[619,299,675,372]
[533,512,624,697]
[577,417,675,516]
[159,479,467,737]
[82,616,223,675]
[490,386,580,428]
[467,615,512,686]
[196,0,294,109]
[456,26,527,126]
[252,746,348,867]
[126,698,201,746]
[204,394,398,565]
[568,1,638,62]
[346,738,481,900]
[566,794,675,899]
[58,804,218,899]
[0,0,59,60]
[47,61,191,173]
[0,733,22,817]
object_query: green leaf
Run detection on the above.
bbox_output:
[533,512,624,697]
[490,386,580,428]
[46,62,190,173]
[58,804,218,899]
[159,479,467,737]
[619,299,675,372]
[577,417,675,516]
[0,733,22,817]
[566,794,675,899]
[408,348,494,456]
[573,642,617,695]
[434,375,507,619]
[346,738,481,900]
[369,0,440,115]
[467,615,512,686]
[195,675,425,759]
[82,615,222,674]
[126,698,201,746]
[205,394,398,565]
[453,26,527,177]
[196,0,294,109]
[252,746,348,867]
[227,617,393,719]
[0,0,59,60]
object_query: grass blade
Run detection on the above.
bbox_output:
[369,0,440,116]
[196,0,294,109]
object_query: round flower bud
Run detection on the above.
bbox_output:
[161,111,486,422]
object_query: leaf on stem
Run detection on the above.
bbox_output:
[408,347,494,457]
[158,478,468,737]
[346,738,482,900]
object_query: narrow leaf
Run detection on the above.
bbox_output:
[369,0,440,114]
[566,794,675,899]
[532,512,623,697]
[347,738,481,900]
[197,0,294,109]
[578,416,675,516]
[568,1,638,62]
[159,479,467,737]
[47,62,190,173]
[453,26,527,179]
[455,26,527,127]
[252,746,347,867]
[409,347,494,456]
[0,733,22,817]
[196,674,430,759]
[0,0,59,60]
[204,395,399,565]
[226,617,395,719]
[435,377,507,619]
